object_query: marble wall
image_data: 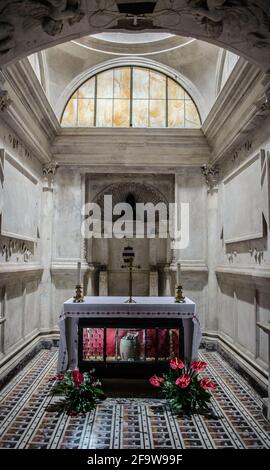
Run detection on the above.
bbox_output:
[0,119,45,373]
[211,119,270,382]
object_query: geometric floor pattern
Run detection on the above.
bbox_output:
[0,348,269,449]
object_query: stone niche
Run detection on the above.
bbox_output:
[84,173,175,296]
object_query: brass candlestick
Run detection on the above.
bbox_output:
[175,285,185,303]
[73,284,84,303]
[121,245,140,304]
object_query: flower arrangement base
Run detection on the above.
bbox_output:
[49,369,104,416]
[150,358,218,418]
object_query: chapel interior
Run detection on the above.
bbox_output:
[0,0,270,450]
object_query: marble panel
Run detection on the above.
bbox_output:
[113,67,130,99]
[77,99,95,127]
[61,98,77,126]
[113,99,130,127]
[77,77,95,99]
[133,68,149,99]
[150,71,166,99]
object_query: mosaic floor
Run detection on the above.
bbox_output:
[0,348,270,449]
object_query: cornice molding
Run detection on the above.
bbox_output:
[216,265,270,291]
[0,264,43,283]
[52,128,210,167]
[3,59,60,139]
[1,59,60,164]
[203,58,270,164]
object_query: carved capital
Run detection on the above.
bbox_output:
[42,160,59,186]
[0,90,12,112]
[201,163,219,191]
[255,89,270,114]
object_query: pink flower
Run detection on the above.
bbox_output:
[175,374,191,389]
[200,378,217,390]
[191,361,207,372]
[72,370,84,386]
[49,373,64,382]
[149,375,165,387]
[170,357,185,370]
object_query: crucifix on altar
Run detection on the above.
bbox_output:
[121,245,141,304]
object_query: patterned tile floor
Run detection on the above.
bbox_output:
[0,348,270,449]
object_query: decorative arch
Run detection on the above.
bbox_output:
[94,181,169,205]
[59,59,202,128]
[0,2,269,72]
[93,181,169,221]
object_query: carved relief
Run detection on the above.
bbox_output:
[0,0,85,55]
[8,133,31,159]
[0,1,270,70]
[201,163,219,191]
[0,90,12,111]
[187,1,270,47]
[0,238,32,262]
[255,89,270,113]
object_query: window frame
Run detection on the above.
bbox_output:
[61,66,201,128]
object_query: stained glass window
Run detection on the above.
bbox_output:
[61,66,201,128]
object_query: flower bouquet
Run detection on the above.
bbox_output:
[49,369,104,416]
[149,358,217,415]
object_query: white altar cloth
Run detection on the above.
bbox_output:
[57,296,201,373]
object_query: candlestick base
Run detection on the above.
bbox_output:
[175,285,185,303]
[124,297,136,304]
[73,284,84,303]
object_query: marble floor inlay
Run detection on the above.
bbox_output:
[0,348,269,449]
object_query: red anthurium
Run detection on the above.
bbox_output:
[200,378,217,390]
[175,374,191,389]
[170,357,185,370]
[190,361,207,372]
[72,370,84,386]
[149,375,165,387]
[49,373,64,382]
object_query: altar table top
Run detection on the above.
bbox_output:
[61,296,196,318]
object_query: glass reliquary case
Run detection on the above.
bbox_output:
[78,318,184,377]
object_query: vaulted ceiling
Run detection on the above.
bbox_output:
[0,1,269,71]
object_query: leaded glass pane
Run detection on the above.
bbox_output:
[168,100,185,127]
[96,99,113,126]
[168,78,185,100]
[62,99,77,126]
[185,100,201,128]
[61,66,201,128]
[78,99,95,126]
[114,67,131,99]
[132,100,148,127]
[150,71,166,99]
[133,68,149,99]
[149,100,166,127]
[97,70,114,98]
[113,99,130,127]
[77,77,95,99]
